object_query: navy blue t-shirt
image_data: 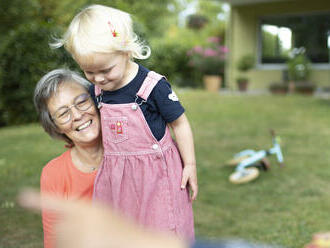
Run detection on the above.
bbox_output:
[89,64,185,141]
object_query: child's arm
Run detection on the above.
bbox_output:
[169,113,198,201]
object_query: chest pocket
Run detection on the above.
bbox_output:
[102,116,129,144]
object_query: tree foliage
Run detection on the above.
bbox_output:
[0,0,227,126]
[0,23,77,126]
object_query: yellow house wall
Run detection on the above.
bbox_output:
[226,0,330,90]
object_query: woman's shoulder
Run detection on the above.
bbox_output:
[41,150,71,182]
[40,150,72,195]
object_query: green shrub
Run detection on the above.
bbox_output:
[141,39,202,88]
[287,47,311,81]
[0,22,77,126]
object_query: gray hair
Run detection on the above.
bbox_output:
[34,68,92,146]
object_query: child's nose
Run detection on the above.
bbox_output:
[94,74,105,83]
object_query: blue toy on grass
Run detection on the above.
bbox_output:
[226,130,284,184]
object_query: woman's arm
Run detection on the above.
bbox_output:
[169,113,198,200]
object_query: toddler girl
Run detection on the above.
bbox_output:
[52,4,197,241]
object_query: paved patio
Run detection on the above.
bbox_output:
[218,88,330,99]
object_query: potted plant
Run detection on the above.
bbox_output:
[269,82,289,94]
[236,54,255,91]
[187,37,228,92]
[287,47,315,94]
[187,14,208,30]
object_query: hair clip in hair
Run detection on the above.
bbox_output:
[108,21,118,37]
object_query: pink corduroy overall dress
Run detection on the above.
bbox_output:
[93,71,195,241]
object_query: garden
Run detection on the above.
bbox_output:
[2,92,330,248]
[1,0,330,248]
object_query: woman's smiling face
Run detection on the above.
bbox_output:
[47,82,101,147]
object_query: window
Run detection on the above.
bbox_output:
[260,12,330,64]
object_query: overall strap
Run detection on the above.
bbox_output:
[94,85,103,109]
[137,71,164,101]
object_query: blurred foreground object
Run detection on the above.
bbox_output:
[18,189,187,248]
[305,232,330,248]
[18,189,283,248]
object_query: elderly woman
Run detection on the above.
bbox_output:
[34,69,104,248]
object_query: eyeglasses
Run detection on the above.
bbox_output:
[52,93,93,124]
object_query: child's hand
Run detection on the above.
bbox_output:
[181,164,198,201]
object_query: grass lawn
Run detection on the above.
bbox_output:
[1,91,330,247]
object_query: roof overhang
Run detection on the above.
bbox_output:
[223,0,290,6]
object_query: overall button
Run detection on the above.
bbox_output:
[131,104,138,111]
[152,144,159,150]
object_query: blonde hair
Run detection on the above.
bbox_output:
[51,4,150,61]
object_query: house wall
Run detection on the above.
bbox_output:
[226,0,330,90]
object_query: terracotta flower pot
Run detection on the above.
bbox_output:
[237,80,248,92]
[203,75,222,92]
